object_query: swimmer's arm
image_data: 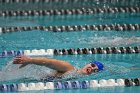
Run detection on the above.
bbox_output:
[13,56,74,72]
[30,57,74,72]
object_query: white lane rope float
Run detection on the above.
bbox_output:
[0,24,140,34]
[0,7,139,17]
[0,78,140,92]
[0,46,139,58]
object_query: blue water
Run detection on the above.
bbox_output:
[0,13,140,27]
[0,13,140,93]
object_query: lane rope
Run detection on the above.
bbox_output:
[0,46,139,58]
[0,78,140,92]
[0,24,140,34]
[0,0,139,5]
[0,7,139,17]
[1,0,109,3]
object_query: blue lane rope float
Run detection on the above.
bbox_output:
[0,46,139,58]
[0,50,24,58]
[0,7,139,17]
[0,24,140,34]
[0,78,140,92]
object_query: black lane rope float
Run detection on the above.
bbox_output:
[0,46,139,58]
[0,24,140,33]
[53,46,140,55]
[0,7,139,17]
[0,0,139,4]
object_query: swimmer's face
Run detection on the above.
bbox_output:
[82,63,99,75]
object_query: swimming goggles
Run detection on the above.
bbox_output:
[91,63,99,73]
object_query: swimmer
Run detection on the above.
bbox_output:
[13,56,104,81]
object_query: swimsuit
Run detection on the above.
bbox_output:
[41,68,83,82]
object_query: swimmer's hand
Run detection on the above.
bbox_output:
[13,56,32,68]
[13,56,32,64]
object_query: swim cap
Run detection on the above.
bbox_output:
[91,61,104,71]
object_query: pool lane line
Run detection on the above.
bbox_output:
[0,46,139,58]
[0,0,138,5]
[0,7,139,17]
[0,78,140,92]
[0,24,140,34]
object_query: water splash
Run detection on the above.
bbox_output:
[80,36,140,47]
[0,61,57,82]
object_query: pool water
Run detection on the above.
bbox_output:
[0,12,140,92]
